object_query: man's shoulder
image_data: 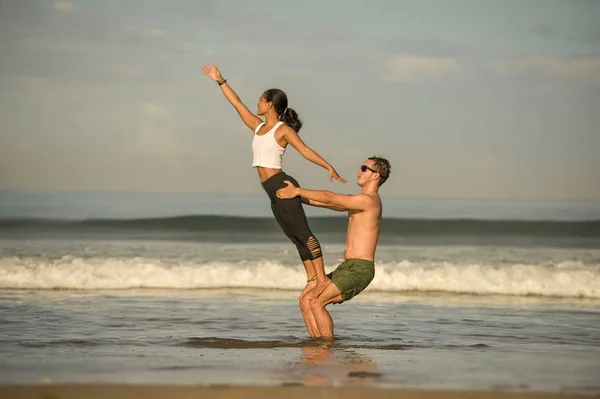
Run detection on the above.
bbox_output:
[362,192,380,201]
[350,192,380,209]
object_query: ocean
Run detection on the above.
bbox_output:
[0,190,599,394]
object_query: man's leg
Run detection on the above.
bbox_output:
[299,260,320,337]
[268,180,328,338]
[299,289,320,337]
[309,282,343,338]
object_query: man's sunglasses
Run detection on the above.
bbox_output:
[360,165,378,173]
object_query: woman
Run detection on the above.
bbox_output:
[202,62,345,317]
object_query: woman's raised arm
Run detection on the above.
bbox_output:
[202,62,262,132]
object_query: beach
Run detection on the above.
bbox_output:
[0,192,598,396]
[2,384,597,399]
[3,1,600,396]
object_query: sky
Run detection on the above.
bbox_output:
[0,0,599,200]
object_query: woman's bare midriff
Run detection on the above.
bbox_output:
[256,167,282,183]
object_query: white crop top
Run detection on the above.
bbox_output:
[252,121,286,168]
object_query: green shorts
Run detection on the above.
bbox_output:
[326,258,375,303]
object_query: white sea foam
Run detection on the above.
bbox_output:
[373,260,599,298]
[0,256,598,298]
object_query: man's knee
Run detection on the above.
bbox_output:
[299,296,311,312]
[309,297,325,312]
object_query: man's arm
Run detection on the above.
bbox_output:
[300,197,346,212]
[278,181,372,212]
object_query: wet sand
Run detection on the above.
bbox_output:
[1,385,596,399]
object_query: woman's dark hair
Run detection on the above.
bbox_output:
[263,88,303,132]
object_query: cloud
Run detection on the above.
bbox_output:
[52,1,74,12]
[124,26,168,38]
[383,54,462,82]
[136,102,179,156]
[287,67,353,80]
[489,56,600,83]
[142,102,167,118]
[136,102,182,160]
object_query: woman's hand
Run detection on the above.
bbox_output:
[328,167,347,184]
[202,62,222,82]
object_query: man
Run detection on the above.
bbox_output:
[276,156,391,339]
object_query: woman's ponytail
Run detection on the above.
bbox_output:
[280,108,302,132]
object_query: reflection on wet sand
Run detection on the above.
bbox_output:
[300,344,383,387]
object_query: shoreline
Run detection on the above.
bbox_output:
[1,385,596,399]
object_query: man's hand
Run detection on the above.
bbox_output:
[309,280,331,299]
[299,279,317,301]
[328,167,347,184]
[276,180,300,199]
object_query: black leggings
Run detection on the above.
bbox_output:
[261,172,323,261]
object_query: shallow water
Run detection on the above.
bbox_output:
[1,192,598,393]
[1,289,598,394]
